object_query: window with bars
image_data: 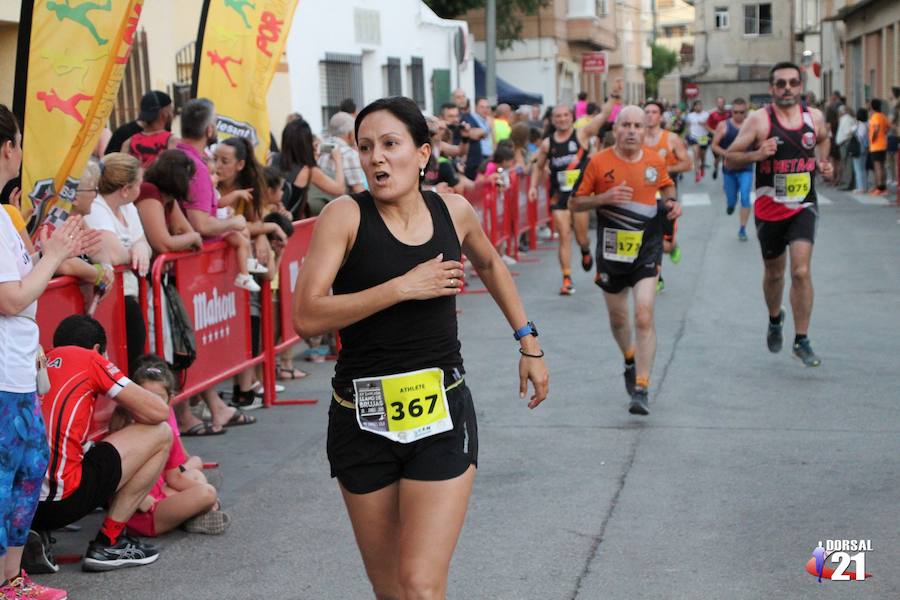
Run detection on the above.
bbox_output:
[384,57,402,96]
[408,57,425,109]
[319,53,364,127]
[743,3,772,36]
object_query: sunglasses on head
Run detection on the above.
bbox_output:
[773,78,801,89]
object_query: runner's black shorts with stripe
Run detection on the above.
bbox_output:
[327,382,478,495]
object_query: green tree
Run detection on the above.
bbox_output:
[425,0,547,50]
[645,43,678,99]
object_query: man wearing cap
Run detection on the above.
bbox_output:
[120,91,177,165]
[105,91,172,158]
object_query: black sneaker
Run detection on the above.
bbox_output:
[623,362,636,396]
[82,535,160,572]
[767,308,785,353]
[22,529,59,574]
[580,249,593,272]
[792,338,822,367]
[628,386,650,416]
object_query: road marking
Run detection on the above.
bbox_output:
[681,192,711,206]
[852,193,890,206]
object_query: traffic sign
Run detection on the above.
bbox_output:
[684,83,699,98]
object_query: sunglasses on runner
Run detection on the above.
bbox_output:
[773,78,802,89]
[732,110,747,115]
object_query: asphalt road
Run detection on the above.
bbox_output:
[45,173,900,599]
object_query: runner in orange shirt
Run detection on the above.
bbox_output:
[570,106,682,415]
[644,101,692,292]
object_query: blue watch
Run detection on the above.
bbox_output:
[513,321,538,341]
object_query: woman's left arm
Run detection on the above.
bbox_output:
[444,194,549,408]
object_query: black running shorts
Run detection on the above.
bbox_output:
[32,442,122,531]
[594,260,660,294]
[327,382,478,495]
[552,192,571,211]
[755,205,818,260]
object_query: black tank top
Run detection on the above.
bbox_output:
[548,130,587,202]
[755,104,818,220]
[332,191,464,389]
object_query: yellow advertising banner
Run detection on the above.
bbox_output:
[20,0,145,229]
[195,0,299,164]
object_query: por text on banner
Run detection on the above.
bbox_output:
[193,0,299,164]
[17,0,145,231]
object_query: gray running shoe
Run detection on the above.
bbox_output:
[792,338,821,367]
[628,386,649,416]
[767,308,785,353]
[623,362,636,396]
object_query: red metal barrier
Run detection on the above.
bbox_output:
[264,218,318,407]
[36,267,129,438]
[151,241,268,405]
[507,170,539,263]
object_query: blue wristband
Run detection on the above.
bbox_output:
[513,321,538,341]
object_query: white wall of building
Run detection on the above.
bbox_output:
[287,0,473,133]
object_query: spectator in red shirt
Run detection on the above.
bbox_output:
[706,96,732,179]
[29,315,172,572]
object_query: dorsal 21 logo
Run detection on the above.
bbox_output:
[805,540,873,581]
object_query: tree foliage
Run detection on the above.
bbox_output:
[645,43,679,99]
[425,0,548,50]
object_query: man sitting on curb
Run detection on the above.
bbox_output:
[27,315,171,573]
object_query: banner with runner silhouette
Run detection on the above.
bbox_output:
[15,0,145,231]
[193,0,299,164]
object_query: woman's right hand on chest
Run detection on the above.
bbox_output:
[394,253,465,301]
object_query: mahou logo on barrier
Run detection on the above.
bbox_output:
[192,287,238,346]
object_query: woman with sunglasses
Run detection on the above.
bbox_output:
[293,97,548,599]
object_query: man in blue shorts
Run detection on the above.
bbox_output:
[711,98,752,241]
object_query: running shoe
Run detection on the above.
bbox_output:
[623,362,636,396]
[2,572,67,600]
[726,204,735,215]
[580,249,594,272]
[767,308,785,353]
[628,386,650,415]
[792,338,822,367]
[669,244,681,264]
[81,536,160,572]
[656,277,665,294]
[22,530,58,574]
[738,228,748,242]
[560,276,575,295]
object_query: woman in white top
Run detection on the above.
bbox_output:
[0,104,93,598]
[84,152,151,371]
[685,100,711,182]
[835,105,857,190]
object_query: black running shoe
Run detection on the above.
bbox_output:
[792,338,822,367]
[628,386,650,415]
[581,249,593,272]
[22,529,59,574]
[767,308,785,353]
[623,362,636,396]
[82,536,160,572]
